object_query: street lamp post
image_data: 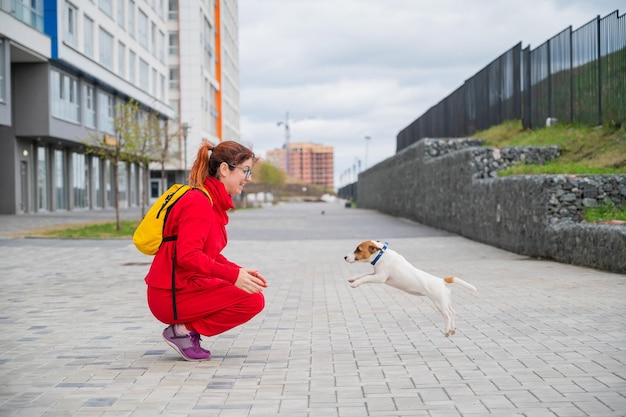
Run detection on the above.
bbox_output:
[277,112,291,175]
[364,135,371,169]
[182,122,189,179]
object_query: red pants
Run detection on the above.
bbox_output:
[147,278,265,337]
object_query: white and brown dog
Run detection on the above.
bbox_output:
[344,240,477,337]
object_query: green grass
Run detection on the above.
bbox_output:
[35,220,140,239]
[583,203,626,223]
[498,162,624,176]
[474,119,626,175]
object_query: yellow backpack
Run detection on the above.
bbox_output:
[133,184,212,255]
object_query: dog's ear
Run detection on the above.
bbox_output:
[368,244,380,253]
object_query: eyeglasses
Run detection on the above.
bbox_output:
[227,163,252,180]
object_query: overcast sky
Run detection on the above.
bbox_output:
[238,0,622,189]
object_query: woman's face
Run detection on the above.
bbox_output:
[219,158,253,195]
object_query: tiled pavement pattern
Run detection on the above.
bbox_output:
[1,202,625,416]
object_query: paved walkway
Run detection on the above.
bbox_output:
[1,201,625,416]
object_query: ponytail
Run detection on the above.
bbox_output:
[188,141,213,188]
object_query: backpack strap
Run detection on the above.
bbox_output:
[193,186,213,204]
[171,245,178,320]
[168,186,212,321]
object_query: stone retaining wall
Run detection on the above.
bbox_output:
[356,138,626,274]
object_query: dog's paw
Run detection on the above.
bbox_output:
[444,328,456,337]
[348,280,361,288]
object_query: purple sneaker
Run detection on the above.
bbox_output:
[162,325,211,361]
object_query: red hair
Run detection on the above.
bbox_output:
[188,140,256,187]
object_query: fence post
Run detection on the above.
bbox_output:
[547,40,552,120]
[597,15,602,125]
[569,28,574,124]
[522,46,531,129]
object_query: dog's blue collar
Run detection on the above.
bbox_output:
[370,242,389,266]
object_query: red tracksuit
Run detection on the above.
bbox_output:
[145,176,265,336]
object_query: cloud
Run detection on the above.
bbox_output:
[239,0,623,188]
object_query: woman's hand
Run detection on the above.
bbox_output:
[235,268,268,294]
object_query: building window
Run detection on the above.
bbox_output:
[168,99,178,116]
[138,9,148,49]
[54,150,67,210]
[117,0,125,29]
[151,22,157,57]
[202,18,214,74]
[128,0,135,38]
[168,0,177,20]
[64,2,78,47]
[128,51,136,84]
[98,91,114,134]
[72,153,88,208]
[11,0,44,31]
[157,0,164,19]
[139,59,149,91]
[99,28,114,70]
[84,16,94,57]
[83,84,96,128]
[168,33,178,56]
[104,159,112,207]
[169,67,179,89]
[99,0,113,17]
[51,68,80,123]
[160,74,165,100]
[0,39,4,101]
[118,163,128,207]
[158,30,165,62]
[130,163,137,205]
[203,77,209,113]
[92,156,103,208]
[152,68,157,96]
[37,146,49,211]
[118,42,126,77]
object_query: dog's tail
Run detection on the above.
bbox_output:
[444,276,477,292]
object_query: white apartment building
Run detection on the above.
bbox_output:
[155,0,239,198]
[0,0,240,214]
[0,0,172,214]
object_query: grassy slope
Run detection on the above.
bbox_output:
[472,120,626,175]
[472,120,626,222]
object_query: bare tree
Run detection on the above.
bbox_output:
[128,109,163,216]
[84,99,140,231]
[131,110,183,216]
[151,119,181,194]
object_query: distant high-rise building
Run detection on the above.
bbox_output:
[267,142,334,190]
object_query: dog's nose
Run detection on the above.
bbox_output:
[344,256,348,260]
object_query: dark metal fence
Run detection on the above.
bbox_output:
[397,9,625,153]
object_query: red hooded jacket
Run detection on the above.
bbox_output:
[144,176,240,289]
